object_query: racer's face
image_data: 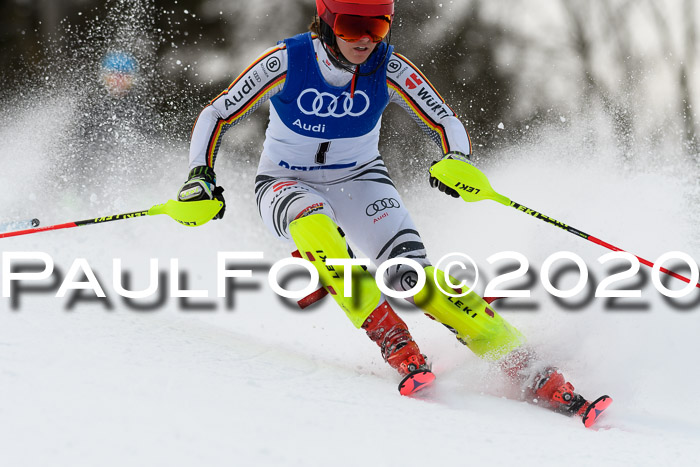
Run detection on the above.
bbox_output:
[336,36,377,65]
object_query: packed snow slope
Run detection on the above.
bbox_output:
[1,98,700,467]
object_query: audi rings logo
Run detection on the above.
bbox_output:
[365,198,400,216]
[297,89,371,118]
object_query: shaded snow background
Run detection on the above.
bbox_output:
[1,2,700,467]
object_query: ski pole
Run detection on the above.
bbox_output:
[0,199,223,239]
[430,159,700,289]
[0,218,40,232]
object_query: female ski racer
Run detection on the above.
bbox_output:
[178,0,610,425]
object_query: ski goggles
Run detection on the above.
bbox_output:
[332,14,392,43]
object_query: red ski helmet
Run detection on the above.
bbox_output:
[316,0,394,43]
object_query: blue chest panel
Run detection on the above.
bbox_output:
[271,33,391,139]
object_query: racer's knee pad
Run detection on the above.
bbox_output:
[289,213,381,328]
[413,266,526,360]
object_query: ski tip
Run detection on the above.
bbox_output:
[582,395,613,428]
[398,370,436,396]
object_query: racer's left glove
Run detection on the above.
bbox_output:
[429,151,472,199]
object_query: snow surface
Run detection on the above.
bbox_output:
[2,99,700,467]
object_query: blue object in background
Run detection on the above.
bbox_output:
[101,51,139,73]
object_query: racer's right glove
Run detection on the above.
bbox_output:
[177,165,226,220]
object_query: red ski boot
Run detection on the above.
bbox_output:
[500,349,612,428]
[532,368,613,428]
[362,301,435,396]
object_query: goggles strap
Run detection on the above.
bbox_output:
[350,66,359,98]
